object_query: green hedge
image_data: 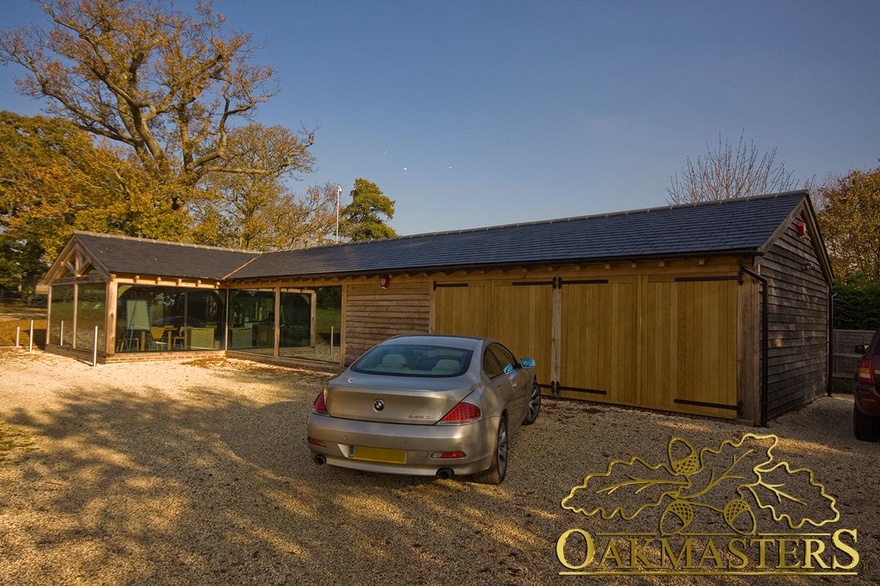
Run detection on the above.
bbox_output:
[834,280,880,331]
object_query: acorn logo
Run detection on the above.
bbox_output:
[561,434,840,535]
[556,434,859,576]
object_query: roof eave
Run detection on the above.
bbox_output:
[226,248,765,282]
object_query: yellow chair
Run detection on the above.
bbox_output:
[150,327,169,350]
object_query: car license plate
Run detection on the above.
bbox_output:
[349,446,406,464]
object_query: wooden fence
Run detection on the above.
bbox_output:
[832,329,876,379]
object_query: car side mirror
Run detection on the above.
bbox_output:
[520,358,536,368]
[855,344,869,355]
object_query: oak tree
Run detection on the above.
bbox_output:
[0,0,313,211]
[192,123,316,249]
[0,111,181,297]
[263,182,341,250]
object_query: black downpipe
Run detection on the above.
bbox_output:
[828,292,837,396]
[740,257,769,427]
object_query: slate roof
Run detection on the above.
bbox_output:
[64,191,810,282]
[229,191,809,280]
[72,232,259,281]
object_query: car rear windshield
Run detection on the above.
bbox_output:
[351,344,473,377]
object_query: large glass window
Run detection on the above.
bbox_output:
[279,286,341,363]
[317,286,342,363]
[50,285,74,347]
[279,289,313,355]
[76,283,106,351]
[116,285,224,353]
[228,289,275,355]
[229,286,341,363]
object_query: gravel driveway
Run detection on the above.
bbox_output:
[0,349,877,585]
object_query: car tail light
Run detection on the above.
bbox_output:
[857,358,875,385]
[431,451,466,458]
[439,401,481,423]
[313,391,328,415]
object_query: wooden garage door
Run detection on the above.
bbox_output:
[489,282,553,388]
[433,283,489,337]
[433,280,553,387]
[559,279,638,405]
[643,277,739,418]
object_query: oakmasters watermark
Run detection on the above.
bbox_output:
[556,434,862,577]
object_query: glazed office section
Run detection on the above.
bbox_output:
[227,287,341,362]
[49,282,106,350]
[49,283,341,364]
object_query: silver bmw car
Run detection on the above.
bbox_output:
[307,335,541,484]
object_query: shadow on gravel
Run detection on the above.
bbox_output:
[1,353,878,585]
[0,368,575,585]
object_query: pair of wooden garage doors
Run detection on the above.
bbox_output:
[434,275,740,419]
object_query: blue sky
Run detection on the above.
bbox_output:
[1,0,878,236]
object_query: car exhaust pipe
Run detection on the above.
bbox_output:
[314,454,327,466]
[436,468,455,480]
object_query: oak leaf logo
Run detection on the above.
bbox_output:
[561,434,839,535]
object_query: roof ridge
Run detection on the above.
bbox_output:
[72,191,810,264]
[223,254,262,280]
[265,190,809,251]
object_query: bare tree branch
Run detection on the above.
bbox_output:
[0,0,301,210]
[667,131,797,204]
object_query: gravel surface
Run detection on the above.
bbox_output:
[0,348,877,585]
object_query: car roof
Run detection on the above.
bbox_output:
[381,334,491,350]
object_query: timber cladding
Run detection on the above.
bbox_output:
[761,213,830,418]
[344,278,431,364]
[425,259,747,420]
[434,277,554,387]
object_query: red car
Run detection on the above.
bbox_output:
[854,330,880,441]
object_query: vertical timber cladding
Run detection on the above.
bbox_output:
[344,277,431,364]
[431,262,742,418]
[557,263,741,419]
[493,280,553,388]
[432,282,489,337]
[558,278,638,404]
[642,276,740,418]
[433,277,553,388]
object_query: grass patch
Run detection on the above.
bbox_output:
[0,302,48,346]
[315,308,341,335]
[0,318,47,347]
[0,301,43,314]
[183,356,290,373]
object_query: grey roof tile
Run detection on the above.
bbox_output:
[68,192,807,282]
[230,191,806,280]
[73,232,258,281]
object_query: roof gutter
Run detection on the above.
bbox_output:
[739,256,768,427]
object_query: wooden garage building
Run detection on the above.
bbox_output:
[44,190,832,425]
